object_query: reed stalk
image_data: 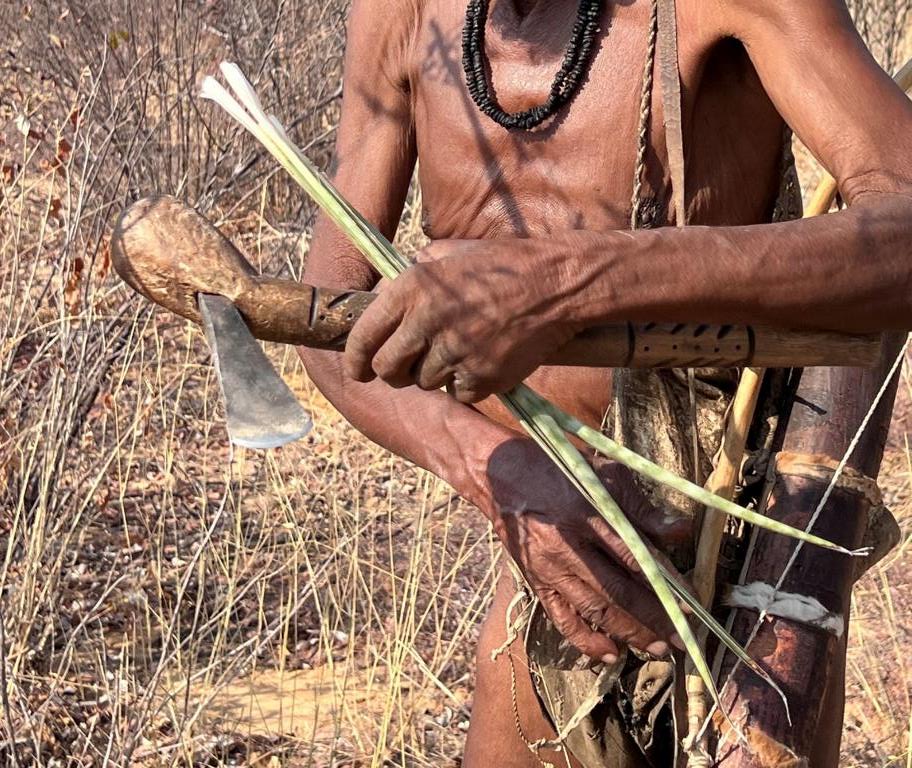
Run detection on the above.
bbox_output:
[512,384,864,555]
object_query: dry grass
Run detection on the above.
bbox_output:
[0,2,910,766]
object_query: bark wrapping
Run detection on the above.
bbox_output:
[716,333,904,766]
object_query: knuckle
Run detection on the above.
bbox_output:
[578,602,609,630]
[433,335,459,367]
[550,573,578,592]
[594,523,640,573]
[615,547,641,574]
[571,637,597,656]
[371,350,398,381]
[597,606,639,640]
[611,623,657,650]
[548,609,570,632]
[416,359,448,391]
[523,519,562,556]
[554,615,583,642]
[343,348,371,381]
[596,571,629,607]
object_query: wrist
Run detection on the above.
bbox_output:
[528,233,595,335]
[550,230,629,328]
[429,408,521,515]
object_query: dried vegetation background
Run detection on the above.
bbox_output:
[0,1,910,766]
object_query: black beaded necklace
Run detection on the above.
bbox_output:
[462,0,603,131]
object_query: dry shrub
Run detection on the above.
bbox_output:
[2,3,488,766]
[0,1,910,767]
[847,0,912,71]
[0,0,478,766]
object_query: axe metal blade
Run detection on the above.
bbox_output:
[198,294,312,449]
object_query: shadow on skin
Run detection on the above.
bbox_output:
[419,5,626,237]
[485,436,694,656]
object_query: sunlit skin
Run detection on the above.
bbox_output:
[299,1,912,765]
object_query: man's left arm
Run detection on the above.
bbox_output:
[573,0,912,333]
[345,0,912,402]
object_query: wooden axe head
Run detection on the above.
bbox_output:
[112,195,259,325]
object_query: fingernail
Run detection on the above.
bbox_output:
[646,640,669,657]
[601,653,618,664]
[670,633,686,651]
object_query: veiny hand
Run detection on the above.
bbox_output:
[344,239,583,402]
[486,439,692,662]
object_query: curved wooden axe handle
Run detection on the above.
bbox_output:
[112,196,882,368]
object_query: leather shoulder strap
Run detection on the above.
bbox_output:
[657,0,686,227]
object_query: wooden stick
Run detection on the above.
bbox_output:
[693,368,765,608]
[684,367,765,763]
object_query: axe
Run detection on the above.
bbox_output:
[111,195,883,448]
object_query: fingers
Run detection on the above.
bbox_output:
[447,372,486,404]
[571,551,678,652]
[372,330,427,388]
[541,573,675,660]
[344,296,403,382]
[531,542,677,656]
[347,314,477,397]
[538,588,620,663]
[584,510,694,627]
[413,342,454,391]
[586,514,642,575]
[343,264,463,392]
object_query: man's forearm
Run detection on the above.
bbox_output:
[299,347,519,511]
[562,193,912,333]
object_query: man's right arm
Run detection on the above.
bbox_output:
[298,0,516,507]
[301,0,684,661]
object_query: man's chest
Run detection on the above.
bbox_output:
[406,0,788,239]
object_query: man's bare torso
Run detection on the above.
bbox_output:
[396,0,788,426]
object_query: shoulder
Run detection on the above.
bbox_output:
[345,0,422,93]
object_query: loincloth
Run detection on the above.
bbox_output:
[504,368,899,768]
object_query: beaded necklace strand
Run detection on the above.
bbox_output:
[462,0,603,130]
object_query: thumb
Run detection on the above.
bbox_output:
[594,461,693,548]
